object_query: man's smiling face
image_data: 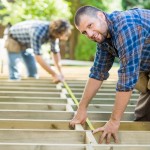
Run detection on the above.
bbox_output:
[76,12,109,43]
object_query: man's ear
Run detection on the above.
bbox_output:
[96,11,105,20]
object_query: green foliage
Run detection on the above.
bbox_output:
[75,35,96,61]
[122,0,150,10]
[1,0,72,25]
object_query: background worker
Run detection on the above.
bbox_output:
[70,6,150,144]
[4,19,71,83]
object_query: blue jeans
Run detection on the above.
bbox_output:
[8,49,38,80]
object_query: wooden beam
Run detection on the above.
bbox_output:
[94,131,150,144]
[0,144,87,150]
[0,111,134,121]
[77,98,137,105]
[84,121,150,131]
[0,82,56,87]
[72,104,135,112]
[0,129,86,144]
[0,103,66,111]
[86,131,97,144]
[0,111,74,120]
[0,96,67,104]
[87,112,134,121]
[70,88,138,94]
[0,91,61,97]
[94,145,150,150]
[68,93,139,99]
[0,120,71,130]
[0,87,61,92]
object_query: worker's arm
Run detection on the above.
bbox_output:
[35,55,63,83]
[93,91,132,144]
[52,52,64,79]
[70,78,103,126]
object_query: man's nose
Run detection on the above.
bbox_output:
[87,30,93,38]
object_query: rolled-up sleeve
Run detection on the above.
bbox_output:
[89,44,115,81]
[115,25,145,91]
[50,38,60,54]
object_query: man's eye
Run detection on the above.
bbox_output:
[88,24,92,28]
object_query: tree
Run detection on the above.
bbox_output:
[1,0,72,24]
[122,0,150,10]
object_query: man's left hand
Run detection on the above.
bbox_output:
[93,119,120,144]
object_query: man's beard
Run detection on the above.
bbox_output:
[92,31,108,43]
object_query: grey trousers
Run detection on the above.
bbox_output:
[134,90,150,121]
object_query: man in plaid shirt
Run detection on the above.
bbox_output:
[6,19,71,83]
[70,6,150,143]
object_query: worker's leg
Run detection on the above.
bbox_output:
[7,52,22,80]
[134,90,150,121]
[21,49,38,78]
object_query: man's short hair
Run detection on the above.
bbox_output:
[74,5,101,26]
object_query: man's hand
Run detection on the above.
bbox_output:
[93,119,120,144]
[69,106,87,128]
[52,74,64,83]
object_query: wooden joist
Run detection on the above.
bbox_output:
[0,144,149,150]
[0,76,148,149]
[94,131,150,144]
[0,129,86,144]
[84,121,150,131]
[0,103,66,111]
[0,96,67,104]
[0,91,61,97]
[0,120,71,130]
[72,104,135,112]
[0,87,61,92]
[0,110,134,121]
[67,93,139,99]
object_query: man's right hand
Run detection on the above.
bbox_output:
[52,74,64,83]
[69,106,87,128]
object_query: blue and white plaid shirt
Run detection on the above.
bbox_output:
[89,8,150,91]
[9,20,60,55]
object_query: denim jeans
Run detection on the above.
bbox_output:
[8,49,38,80]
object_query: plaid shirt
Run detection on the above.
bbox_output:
[9,20,60,55]
[89,8,150,91]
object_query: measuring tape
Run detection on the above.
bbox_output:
[63,81,95,130]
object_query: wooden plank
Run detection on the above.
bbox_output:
[0,120,72,130]
[85,131,97,144]
[0,129,85,144]
[72,104,135,112]
[0,82,56,87]
[0,96,67,104]
[75,124,84,131]
[69,93,139,99]
[71,88,138,94]
[94,131,150,144]
[0,144,86,150]
[0,111,134,121]
[0,103,66,111]
[0,87,61,92]
[88,112,134,121]
[64,84,116,89]
[0,111,74,120]
[76,99,137,105]
[0,79,53,83]
[94,145,150,150]
[84,121,150,131]
[0,91,61,97]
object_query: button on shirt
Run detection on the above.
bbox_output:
[89,8,150,91]
[9,20,60,55]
